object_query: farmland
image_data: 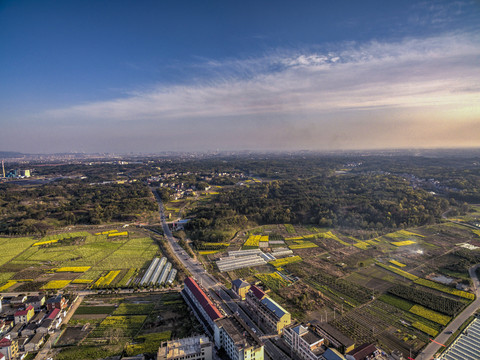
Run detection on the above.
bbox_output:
[55,292,200,359]
[0,228,174,291]
[202,220,480,357]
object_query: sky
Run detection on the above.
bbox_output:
[0,0,479,153]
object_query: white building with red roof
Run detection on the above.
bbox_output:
[14,305,34,325]
[181,277,223,337]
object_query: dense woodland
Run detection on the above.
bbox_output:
[186,173,450,242]
[2,151,480,237]
[0,180,157,235]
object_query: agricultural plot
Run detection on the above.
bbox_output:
[244,235,261,247]
[409,305,451,325]
[59,292,200,359]
[392,240,417,247]
[288,240,318,250]
[269,255,302,267]
[255,272,290,291]
[414,278,475,300]
[42,280,72,289]
[55,266,91,272]
[0,231,160,291]
[316,231,351,246]
[376,263,419,280]
[389,260,406,267]
[0,237,36,267]
[89,315,147,338]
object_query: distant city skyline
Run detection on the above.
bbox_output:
[1,0,479,153]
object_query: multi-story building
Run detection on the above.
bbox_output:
[231,279,250,300]
[157,335,212,360]
[245,285,291,334]
[0,336,18,360]
[214,314,264,360]
[284,324,325,360]
[310,321,355,354]
[14,305,34,324]
[46,295,67,311]
[25,295,45,310]
[345,343,383,360]
[181,277,223,336]
[321,348,347,360]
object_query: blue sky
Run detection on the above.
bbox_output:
[1,0,479,153]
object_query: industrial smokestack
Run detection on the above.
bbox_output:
[1,160,5,178]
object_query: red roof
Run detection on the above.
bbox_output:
[250,285,266,300]
[184,277,223,321]
[15,305,34,317]
[0,337,11,347]
[47,308,60,320]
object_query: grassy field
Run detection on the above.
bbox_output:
[0,231,162,291]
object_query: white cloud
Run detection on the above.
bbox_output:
[47,32,480,122]
[38,32,480,151]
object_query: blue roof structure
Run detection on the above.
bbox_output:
[261,297,288,318]
[323,348,346,360]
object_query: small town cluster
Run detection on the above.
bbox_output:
[0,294,67,359]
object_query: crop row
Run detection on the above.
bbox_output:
[255,272,290,291]
[409,305,451,325]
[55,266,91,273]
[311,272,372,304]
[269,255,302,267]
[388,284,464,316]
[412,321,438,337]
[42,280,72,289]
[376,263,419,280]
[392,240,417,246]
[289,241,318,249]
[244,235,261,247]
[414,278,475,300]
[94,270,121,288]
[116,268,137,287]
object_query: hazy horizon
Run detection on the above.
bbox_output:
[1,1,479,153]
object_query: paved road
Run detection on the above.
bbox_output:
[151,188,290,359]
[151,188,219,289]
[415,264,480,360]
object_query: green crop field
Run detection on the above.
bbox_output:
[0,231,160,290]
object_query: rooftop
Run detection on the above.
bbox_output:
[184,277,223,322]
[302,330,323,346]
[261,297,289,319]
[347,343,378,360]
[249,285,266,300]
[232,278,250,289]
[0,337,12,347]
[47,308,60,320]
[323,348,347,360]
[311,321,355,348]
[215,314,263,350]
[158,335,210,358]
[15,305,34,316]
